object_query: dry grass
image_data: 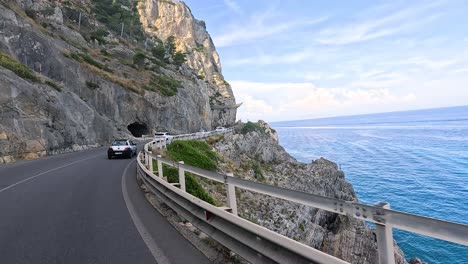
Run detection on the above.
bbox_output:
[81,63,141,94]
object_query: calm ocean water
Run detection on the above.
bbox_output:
[271,106,468,264]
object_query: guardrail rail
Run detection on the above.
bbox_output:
[137,128,468,264]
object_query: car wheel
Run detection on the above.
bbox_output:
[108,154,112,159]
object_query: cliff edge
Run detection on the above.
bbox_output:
[205,121,408,264]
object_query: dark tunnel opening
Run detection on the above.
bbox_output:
[127,122,149,138]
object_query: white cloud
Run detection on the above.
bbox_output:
[454,67,468,74]
[231,81,417,121]
[226,49,316,66]
[316,2,443,45]
[213,8,326,47]
[223,0,243,14]
[397,57,457,70]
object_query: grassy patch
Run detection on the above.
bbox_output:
[0,51,39,82]
[167,140,219,171]
[64,52,113,72]
[144,74,181,96]
[185,174,217,205]
[45,80,61,91]
[80,62,140,94]
[152,155,217,205]
[241,121,266,135]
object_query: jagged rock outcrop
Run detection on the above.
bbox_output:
[137,0,238,126]
[208,121,408,264]
[0,0,236,163]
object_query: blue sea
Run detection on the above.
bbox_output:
[271,105,468,264]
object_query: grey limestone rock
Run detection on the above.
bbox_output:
[210,121,409,264]
[0,1,236,163]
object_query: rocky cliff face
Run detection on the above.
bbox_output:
[208,121,408,264]
[137,0,238,126]
[0,0,236,163]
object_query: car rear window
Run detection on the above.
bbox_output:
[155,133,166,136]
[112,140,128,146]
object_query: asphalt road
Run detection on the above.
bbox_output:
[0,145,210,264]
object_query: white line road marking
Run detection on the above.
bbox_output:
[121,160,171,264]
[0,154,104,193]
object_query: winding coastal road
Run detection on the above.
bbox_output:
[0,145,210,264]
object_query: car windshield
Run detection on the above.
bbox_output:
[155,133,166,136]
[112,140,128,146]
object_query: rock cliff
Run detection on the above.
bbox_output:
[207,121,408,264]
[137,0,238,125]
[0,0,236,163]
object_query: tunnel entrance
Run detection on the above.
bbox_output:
[127,122,149,138]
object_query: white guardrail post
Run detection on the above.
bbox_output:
[178,161,186,192]
[157,155,163,178]
[148,153,153,172]
[375,202,395,264]
[225,173,238,216]
[145,152,149,169]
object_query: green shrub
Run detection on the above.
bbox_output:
[241,121,266,135]
[45,80,61,91]
[144,74,181,96]
[65,52,113,73]
[25,9,36,19]
[163,164,179,182]
[252,162,265,182]
[100,49,111,57]
[194,44,204,52]
[92,0,145,41]
[81,53,112,72]
[85,80,100,89]
[89,29,109,44]
[167,140,218,171]
[206,134,224,145]
[165,36,176,58]
[173,51,186,66]
[133,52,146,67]
[0,51,39,82]
[151,44,165,60]
[185,174,216,205]
[155,147,217,205]
[299,222,305,232]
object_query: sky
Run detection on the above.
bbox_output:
[184,0,468,122]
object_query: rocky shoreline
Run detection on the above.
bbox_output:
[202,121,408,264]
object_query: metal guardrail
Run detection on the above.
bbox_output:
[146,129,234,151]
[137,128,468,264]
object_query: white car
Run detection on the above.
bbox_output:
[108,139,137,159]
[154,132,173,143]
[215,127,227,132]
